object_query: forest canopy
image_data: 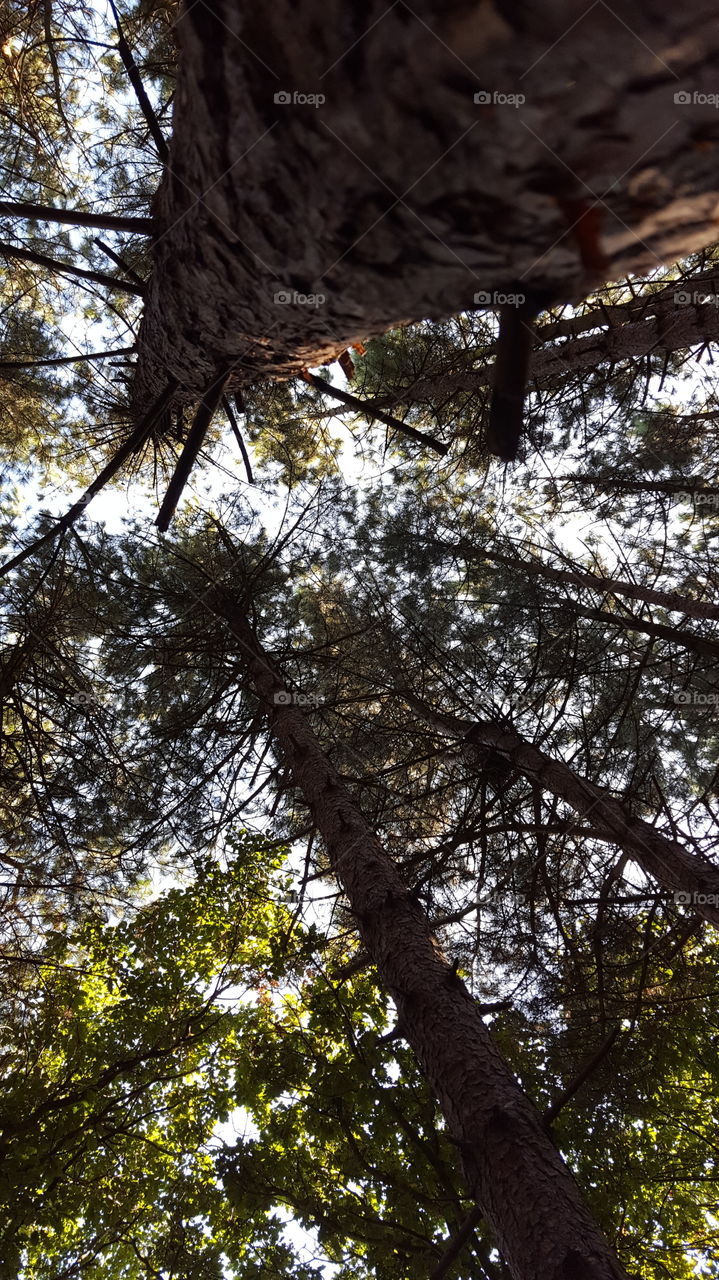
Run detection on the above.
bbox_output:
[2,2,719,1278]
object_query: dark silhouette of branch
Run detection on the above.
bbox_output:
[94,237,145,287]
[0,241,144,295]
[108,0,169,164]
[301,370,449,456]
[0,200,152,233]
[156,369,230,532]
[429,1206,485,1280]
[544,1028,620,1126]
[222,395,254,484]
[0,347,135,370]
[0,380,178,579]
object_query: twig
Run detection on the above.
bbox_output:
[544,1027,620,1126]
[429,1205,484,1280]
[0,346,135,370]
[94,237,145,287]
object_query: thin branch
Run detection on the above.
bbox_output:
[222,394,254,484]
[94,237,145,287]
[432,1206,486,1280]
[108,0,169,163]
[0,200,152,233]
[0,241,144,295]
[0,380,178,579]
[543,1027,620,1126]
[301,371,449,456]
[156,369,231,531]
[0,347,135,370]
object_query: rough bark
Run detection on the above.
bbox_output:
[133,0,719,417]
[212,591,632,1280]
[412,699,719,927]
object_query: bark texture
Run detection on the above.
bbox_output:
[134,0,719,416]
[213,591,632,1280]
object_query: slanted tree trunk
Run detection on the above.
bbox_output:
[556,474,719,499]
[210,589,632,1280]
[364,294,719,413]
[133,0,719,417]
[410,698,719,927]
[429,537,719,624]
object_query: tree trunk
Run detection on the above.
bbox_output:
[556,474,719,499]
[133,0,719,417]
[368,294,719,412]
[211,590,632,1280]
[412,698,719,927]
[435,538,719,625]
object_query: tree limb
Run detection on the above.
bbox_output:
[0,200,152,233]
[0,241,144,295]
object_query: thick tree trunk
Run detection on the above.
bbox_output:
[413,699,719,926]
[212,591,632,1280]
[133,0,719,417]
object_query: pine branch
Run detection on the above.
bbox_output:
[108,0,169,164]
[0,201,152,233]
[301,370,449,456]
[0,241,144,295]
[0,380,178,579]
[155,369,230,532]
[0,347,135,370]
[223,394,254,484]
[94,237,145,287]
